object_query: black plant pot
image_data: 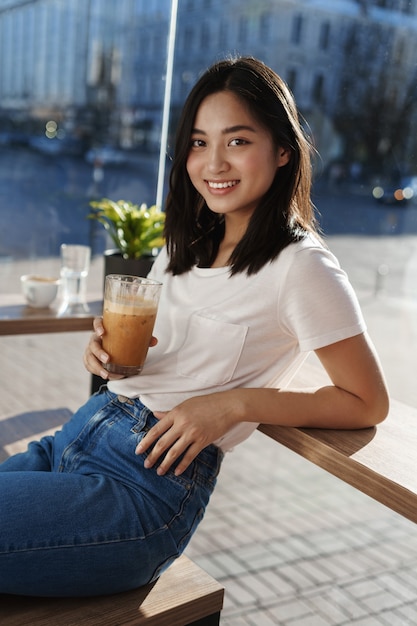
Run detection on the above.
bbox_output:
[103,249,155,289]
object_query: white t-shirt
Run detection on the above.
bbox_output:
[108,236,366,451]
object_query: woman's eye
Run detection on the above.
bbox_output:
[190,138,206,148]
[229,138,249,146]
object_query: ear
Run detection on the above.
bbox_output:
[276,147,291,168]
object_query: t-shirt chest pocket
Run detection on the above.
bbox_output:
[177,314,248,385]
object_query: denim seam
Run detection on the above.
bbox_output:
[0,535,159,555]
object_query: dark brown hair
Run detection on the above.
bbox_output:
[164,56,319,275]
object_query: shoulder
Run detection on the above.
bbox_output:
[276,234,358,309]
[271,234,341,280]
[276,237,366,349]
[286,234,335,260]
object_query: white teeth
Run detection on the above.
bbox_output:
[208,180,238,189]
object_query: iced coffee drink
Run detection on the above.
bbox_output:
[102,275,162,375]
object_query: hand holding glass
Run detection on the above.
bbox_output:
[102,275,162,376]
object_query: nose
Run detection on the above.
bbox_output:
[207,145,229,174]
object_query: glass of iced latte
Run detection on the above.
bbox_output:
[102,274,162,376]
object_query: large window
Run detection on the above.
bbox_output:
[1,0,416,408]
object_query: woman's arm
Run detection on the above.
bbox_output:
[227,332,389,430]
[137,332,389,476]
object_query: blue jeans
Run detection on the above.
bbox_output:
[0,388,223,597]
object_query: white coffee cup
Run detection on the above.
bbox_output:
[20,275,60,308]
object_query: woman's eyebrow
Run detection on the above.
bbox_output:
[223,125,257,134]
[191,125,257,135]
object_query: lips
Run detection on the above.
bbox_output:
[207,180,239,189]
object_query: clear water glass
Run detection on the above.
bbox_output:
[59,244,91,314]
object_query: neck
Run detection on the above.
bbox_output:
[210,216,248,268]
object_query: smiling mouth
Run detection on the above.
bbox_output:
[207,180,239,189]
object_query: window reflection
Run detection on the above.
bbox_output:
[2,0,416,224]
[0,0,171,260]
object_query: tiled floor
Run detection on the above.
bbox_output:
[186,430,417,625]
[1,242,417,624]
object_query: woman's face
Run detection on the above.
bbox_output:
[186,91,290,225]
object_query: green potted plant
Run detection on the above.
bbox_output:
[88,198,165,279]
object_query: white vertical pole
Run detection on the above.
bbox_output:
[156,0,178,209]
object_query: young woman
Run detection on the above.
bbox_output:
[0,57,389,597]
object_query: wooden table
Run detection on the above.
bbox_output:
[259,396,417,525]
[0,294,104,393]
[0,294,102,336]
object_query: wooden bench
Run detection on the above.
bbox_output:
[0,409,224,626]
[1,556,223,626]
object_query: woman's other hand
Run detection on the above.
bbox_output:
[135,392,239,476]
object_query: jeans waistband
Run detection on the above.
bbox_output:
[103,387,224,479]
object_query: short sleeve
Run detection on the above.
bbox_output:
[278,242,366,352]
